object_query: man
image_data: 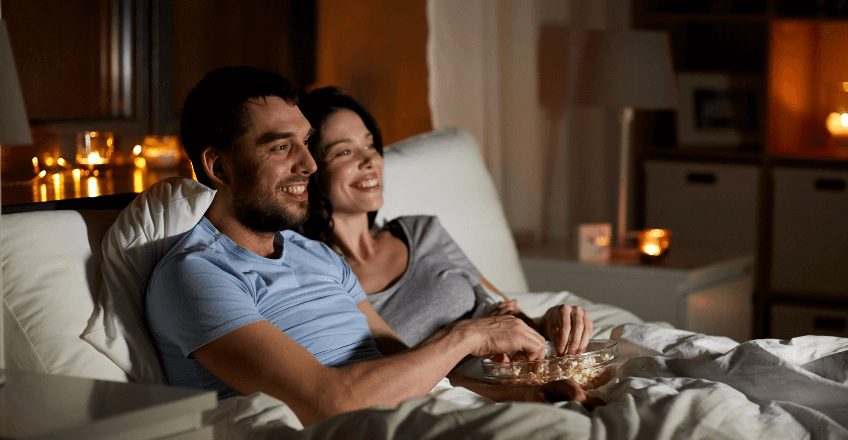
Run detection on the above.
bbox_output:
[146,66,595,427]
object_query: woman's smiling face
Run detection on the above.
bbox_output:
[317,108,384,216]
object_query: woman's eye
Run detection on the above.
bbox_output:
[336,149,350,157]
[366,144,375,150]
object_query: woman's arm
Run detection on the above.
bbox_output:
[480,277,593,356]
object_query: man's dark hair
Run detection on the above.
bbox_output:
[180,66,299,186]
[298,87,384,242]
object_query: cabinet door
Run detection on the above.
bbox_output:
[771,167,848,296]
[644,160,760,255]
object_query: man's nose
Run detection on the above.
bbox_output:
[294,143,317,175]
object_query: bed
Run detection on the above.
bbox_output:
[3,127,847,439]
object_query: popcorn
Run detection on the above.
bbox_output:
[482,341,618,390]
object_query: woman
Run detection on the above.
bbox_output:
[299,87,592,357]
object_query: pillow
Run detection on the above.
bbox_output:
[379,127,529,293]
[81,177,216,384]
[3,210,129,382]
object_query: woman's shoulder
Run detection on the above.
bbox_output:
[390,215,442,231]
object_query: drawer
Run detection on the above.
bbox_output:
[644,160,760,255]
[770,167,848,296]
[770,303,848,339]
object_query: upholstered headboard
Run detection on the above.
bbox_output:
[379,127,528,293]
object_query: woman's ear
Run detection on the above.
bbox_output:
[201,146,230,186]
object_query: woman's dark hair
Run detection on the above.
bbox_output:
[180,66,299,187]
[298,87,383,242]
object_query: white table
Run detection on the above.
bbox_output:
[0,369,217,440]
[519,245,754,342]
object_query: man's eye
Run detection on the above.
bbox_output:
[274,144,287,151]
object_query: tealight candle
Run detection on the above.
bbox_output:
[638,229,672,264]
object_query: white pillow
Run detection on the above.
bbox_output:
[379,127,529,293]
[3,210,129,382]
[81,177,216,384]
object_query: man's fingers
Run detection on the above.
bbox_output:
[567,307,585,355]
[579,310,593,353]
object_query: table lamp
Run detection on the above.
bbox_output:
[1,13,34,383]
[574,30,677,249]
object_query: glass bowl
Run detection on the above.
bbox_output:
[480,339,618,390]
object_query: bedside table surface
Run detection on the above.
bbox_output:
[0,369,217,440]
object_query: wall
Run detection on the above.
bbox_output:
[314,0,432,145]
[428,0,629,248]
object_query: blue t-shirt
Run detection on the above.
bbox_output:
[146,217,382,398]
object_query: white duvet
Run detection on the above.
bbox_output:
[204,292,848,440]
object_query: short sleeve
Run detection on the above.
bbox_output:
[146,252,264,358]
[408,216,483,285]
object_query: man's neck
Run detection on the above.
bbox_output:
[205,197,280,258]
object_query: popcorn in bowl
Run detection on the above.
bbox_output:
[480,339,618,390]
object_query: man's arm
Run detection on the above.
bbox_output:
[192,313,545,426]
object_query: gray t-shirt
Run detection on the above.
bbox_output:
[367,216,483,346]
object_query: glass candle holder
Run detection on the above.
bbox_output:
[75,131,114,167]
[140,135,181,168]
[638,229,672,264]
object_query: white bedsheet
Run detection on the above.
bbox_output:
[202,295,848,440]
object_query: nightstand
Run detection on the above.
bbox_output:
[519,242,754,342]
[0,369,217,439]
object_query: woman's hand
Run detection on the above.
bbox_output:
[539,379,605,410]
[536,305,592,356]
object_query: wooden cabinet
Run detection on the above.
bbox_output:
[633,1,848,338]
[770,167,848,296]
[644,160,760,255]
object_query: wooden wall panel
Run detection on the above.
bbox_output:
[171,0,315,120]
[314,0,431,145]
[3,0,110,121]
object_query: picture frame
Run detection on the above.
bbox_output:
[676,73,762,148]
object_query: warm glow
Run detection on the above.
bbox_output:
[38,170,47,178]
[135,157,147,168]
[141,135,181,167]
[594,236,610,247]
[842,82,848,93]
[826,112,848,136]
[57,158,66,167]
[87,176,100,198]
[88,152,101,164]
[93,169,100,177]
[40,183,47,202]
[52,173,63,200]
[73,169,82,198]
[642,243,661,256]
[638,229,672,260]
[133,145,142,155]
[45,157,54,166]
[32,157,38,167]
[106,137,114,147]
[133,168,144,193]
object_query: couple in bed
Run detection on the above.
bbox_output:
[145,66,598,427]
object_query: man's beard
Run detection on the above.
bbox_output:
[231,164,309,234]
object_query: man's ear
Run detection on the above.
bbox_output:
[201,146,230,186]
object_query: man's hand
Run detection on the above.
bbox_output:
[539,378,605,410]
[450,315,546,361]
[536,305,592,356]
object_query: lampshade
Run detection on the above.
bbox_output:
[574,30,677,110]
[0,18,33,146]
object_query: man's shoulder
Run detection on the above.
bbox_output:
[282,229,340,260]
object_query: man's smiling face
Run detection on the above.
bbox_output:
[229,96,317,233]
